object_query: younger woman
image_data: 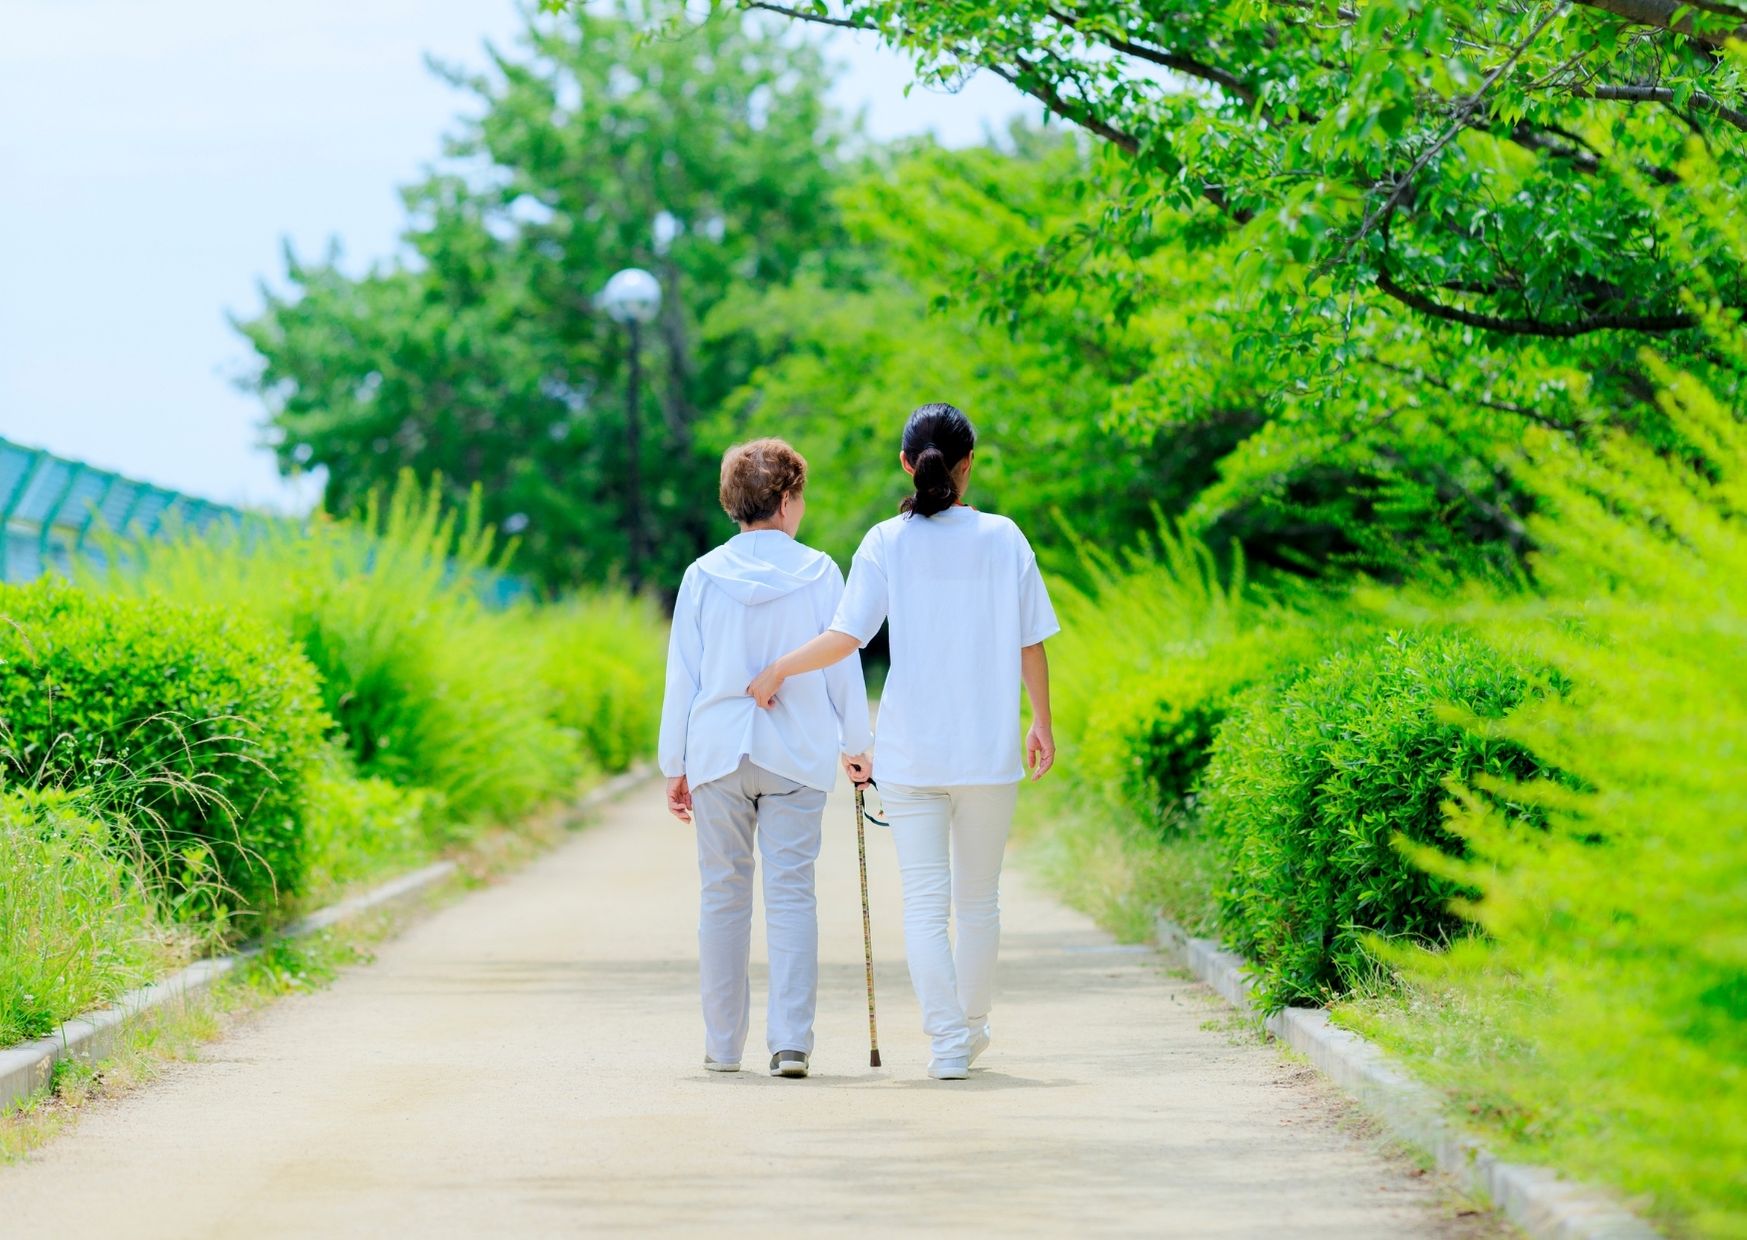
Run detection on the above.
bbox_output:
[659,438,872,1079]
[748,404,1057,1080]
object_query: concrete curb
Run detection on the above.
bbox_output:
[574,763,657,813]
[1155,915,1659,1240]
[0,764,656,1116]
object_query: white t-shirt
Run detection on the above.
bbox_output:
[831,507,1059,787]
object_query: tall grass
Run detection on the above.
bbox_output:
[95,475,584,829]
[1,474,668,1053]
[1024,523,1292,937]
[1339,361,1747,1234]
[1048,521,1252,748]
[526,593,665,776]
[0,790,187,1045]
[1018,783,1224,943]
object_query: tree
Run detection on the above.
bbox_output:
[722,0,1747,579]
[732,1,1746,340]
[238,2,849,591]
[704,130,1259,570]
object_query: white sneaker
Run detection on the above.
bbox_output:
[928,1056,969,1080]
[704,1057,740,1073]
[967,1030,991,1068]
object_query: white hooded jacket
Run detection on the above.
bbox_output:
[658,529,873,793]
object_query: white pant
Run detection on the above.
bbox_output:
[881,781,1019,1061]
[691,757,827,1064]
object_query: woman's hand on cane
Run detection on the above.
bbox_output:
[843,753,872,787]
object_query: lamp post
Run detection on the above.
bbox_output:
[598,267,662,591]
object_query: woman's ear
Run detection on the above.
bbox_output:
[899,451,916,478]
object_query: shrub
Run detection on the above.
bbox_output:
[97,476,587,828]
[529,594,666,775]
[1047,521,1252,751]
[1201,629,1554,1010]
[0,580,330,913]
[1350,360,1747,1233]
[0,789,185,1045]
[296,745,441,902]
[1080,625,1332,832]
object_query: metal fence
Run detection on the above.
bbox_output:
[0,437,528,603]
[0,437,252,582]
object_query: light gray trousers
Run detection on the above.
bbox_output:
[691,756,827,1064]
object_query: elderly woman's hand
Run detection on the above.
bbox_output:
[666,775,693,823]
[842,753,872,786]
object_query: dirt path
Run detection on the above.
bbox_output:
[0,777,1490,1237]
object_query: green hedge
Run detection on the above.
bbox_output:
[101,478,586,829]
[1201,630,1554,1010]
[1080,626,1329,832]
[0,579,330,913]
[0,484,671,1057]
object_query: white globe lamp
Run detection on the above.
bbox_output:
[598,267,662,325]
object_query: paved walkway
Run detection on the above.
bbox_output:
[0,777,1487,1237]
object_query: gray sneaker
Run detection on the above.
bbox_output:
[770,1050,810,1078]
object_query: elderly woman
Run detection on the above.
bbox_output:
[658,438,872,1080]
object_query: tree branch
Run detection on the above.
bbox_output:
[1572,0,1747,46]
[1509,124,1601,173]
[1580,82,1747,132]
[1044,6,1260,106]
[994,55,1254,222]
[1270,0,1361,23]
[741,0,876,32]
[1364,356,1583,432]
[1375,263,1698,337]
[740,1,1252,221]
[995,55,1140,153]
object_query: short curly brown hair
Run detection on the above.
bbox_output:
[719,438,807,525]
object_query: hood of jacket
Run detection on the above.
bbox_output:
[694,530,835,606]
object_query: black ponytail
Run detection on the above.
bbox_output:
[899,402,976,518]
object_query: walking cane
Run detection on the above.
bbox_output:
[854,781,883,1068]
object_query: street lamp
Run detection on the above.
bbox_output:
[598,267,661,590]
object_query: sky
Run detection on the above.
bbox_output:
[0,2,1029,512]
